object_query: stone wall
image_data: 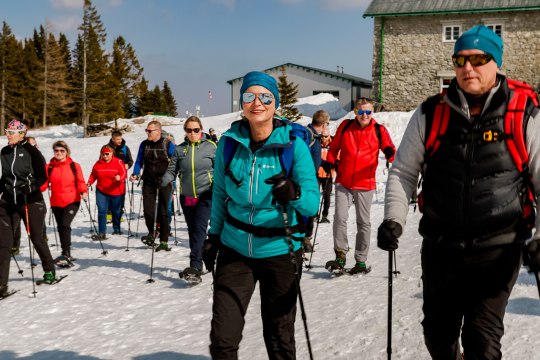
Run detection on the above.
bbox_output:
[371,11,540,111]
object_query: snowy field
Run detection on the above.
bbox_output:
[1,94,539,359]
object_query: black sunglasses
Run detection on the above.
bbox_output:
[452,53,493,68]
[185,128,201,134]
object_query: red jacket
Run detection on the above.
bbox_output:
[327,118,395,190]
[41,157,88,207]
[87,156,126,196]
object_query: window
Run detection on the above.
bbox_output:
[443,25,461,42]
[485,24,503,37]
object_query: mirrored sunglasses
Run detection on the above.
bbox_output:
[242,92,274,105]
[356,109,372,116]
[185,128,201,134]
[452,53,493,68]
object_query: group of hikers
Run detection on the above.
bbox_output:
[1,25,540,360]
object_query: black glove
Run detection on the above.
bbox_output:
[265,173,298,204]
[377,220,403,251]
[524,239,540,273]
[383,147,395,160]
[16,183,33,196]
[202,234,221,273]
[321,161,334,175]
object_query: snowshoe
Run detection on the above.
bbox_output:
[348,262,372,275]
[319,216,330,224]
[36,273,68,285]
[325,259,346,273]
[0,285,18,299]
[91,233,107,241]
[179,267,202,284]
[54,255,75,268]
[155,242,172,252]
[141,235,156,247]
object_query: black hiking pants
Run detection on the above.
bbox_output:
[180,191,212,271]
[421,240,521,360]
[142,182,171,243]
[52,202,80,257]
[210,245,302,360]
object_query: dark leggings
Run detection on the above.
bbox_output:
[52,202,80,257]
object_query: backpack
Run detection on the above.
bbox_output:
[418,78,539,222]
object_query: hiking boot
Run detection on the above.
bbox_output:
[302,237,313,253]
[112,230,123,235]
[319,216,330,224]
[0,285,9,297]
[349,261,371,275]
[42,271,56,285]
[141,234,156,247]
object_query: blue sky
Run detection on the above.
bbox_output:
[2,0,374,116]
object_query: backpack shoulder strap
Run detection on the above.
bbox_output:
[223,137,242,186]
[504,82,532,173]
[425,93,450,157]
[47,163,54,178]
[374,123,382,147]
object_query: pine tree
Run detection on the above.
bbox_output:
[21,37,43,127]
[277,66,302,122]
[161,81,177,116]
[134,76,152,116]
[0,22,24,130]
[148,85,163,113]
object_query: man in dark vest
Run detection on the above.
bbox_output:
[130,121,175,250]
[378,25,540,359]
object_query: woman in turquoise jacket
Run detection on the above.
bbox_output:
[204,71,319,359]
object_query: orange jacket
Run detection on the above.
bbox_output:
[41,157,87,207]
[326,118,395,190]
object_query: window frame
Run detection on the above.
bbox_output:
[442,25,462,42]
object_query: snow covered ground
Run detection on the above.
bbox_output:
[2,94,539,359]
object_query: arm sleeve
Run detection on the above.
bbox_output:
[75,162,88,193]
[380,124,397,162]
[117,159,127,181]
[39,163,50,192]
[125,146,134,168]
[162,146,180,186]
[290,140,320,217]
[327,121,348,164]
[525,105,540,239]
[30,146,47,190]
[383,107,425,228]
[208,140,228,235]
[132,142,145,176]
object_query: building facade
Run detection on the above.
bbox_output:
[364,0,540,111]
[227,63,372,113]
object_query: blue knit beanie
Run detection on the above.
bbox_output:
[454,25,503,68]
[240,71,280,109]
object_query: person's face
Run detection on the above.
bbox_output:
[185,121,202,142]
[53,147,68,161]
[355,103,374,128]
[454,50,498,96]
[5,130,25,145]
[101,151,113,163]
[321,132,331,144]
[242,86,276,125]
[112,136,122,146]
[145,125,161,141]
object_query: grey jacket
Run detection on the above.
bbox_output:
[384,78,540,241]
[162,136,217,197]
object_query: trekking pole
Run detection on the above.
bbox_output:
[281,203,314,360]
[86,185,96,232]
[11,253,24,276]
[123,206,131,252]
[130,182,134,221]
[307,180,331,269]
[47,189,59,248]
[176,181,182,216]
[534,271,540,299]
[170,183,178,245]
[147,186,160,283]
[135,179,143,237]
[387,250,400,359]
[23,194,37,297]
[83,198,108,256]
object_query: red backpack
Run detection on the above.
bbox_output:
[418,79,539,224]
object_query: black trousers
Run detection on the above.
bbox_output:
[421,240,521,360]
[52,202,80,257]
[317,177,332,217]
[142,183,171,243]
[180,192,212,270]
[0,200,54,286]
[210,246,302,360]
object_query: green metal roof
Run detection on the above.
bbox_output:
[364,0,540,17]
[227,63,372,86]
